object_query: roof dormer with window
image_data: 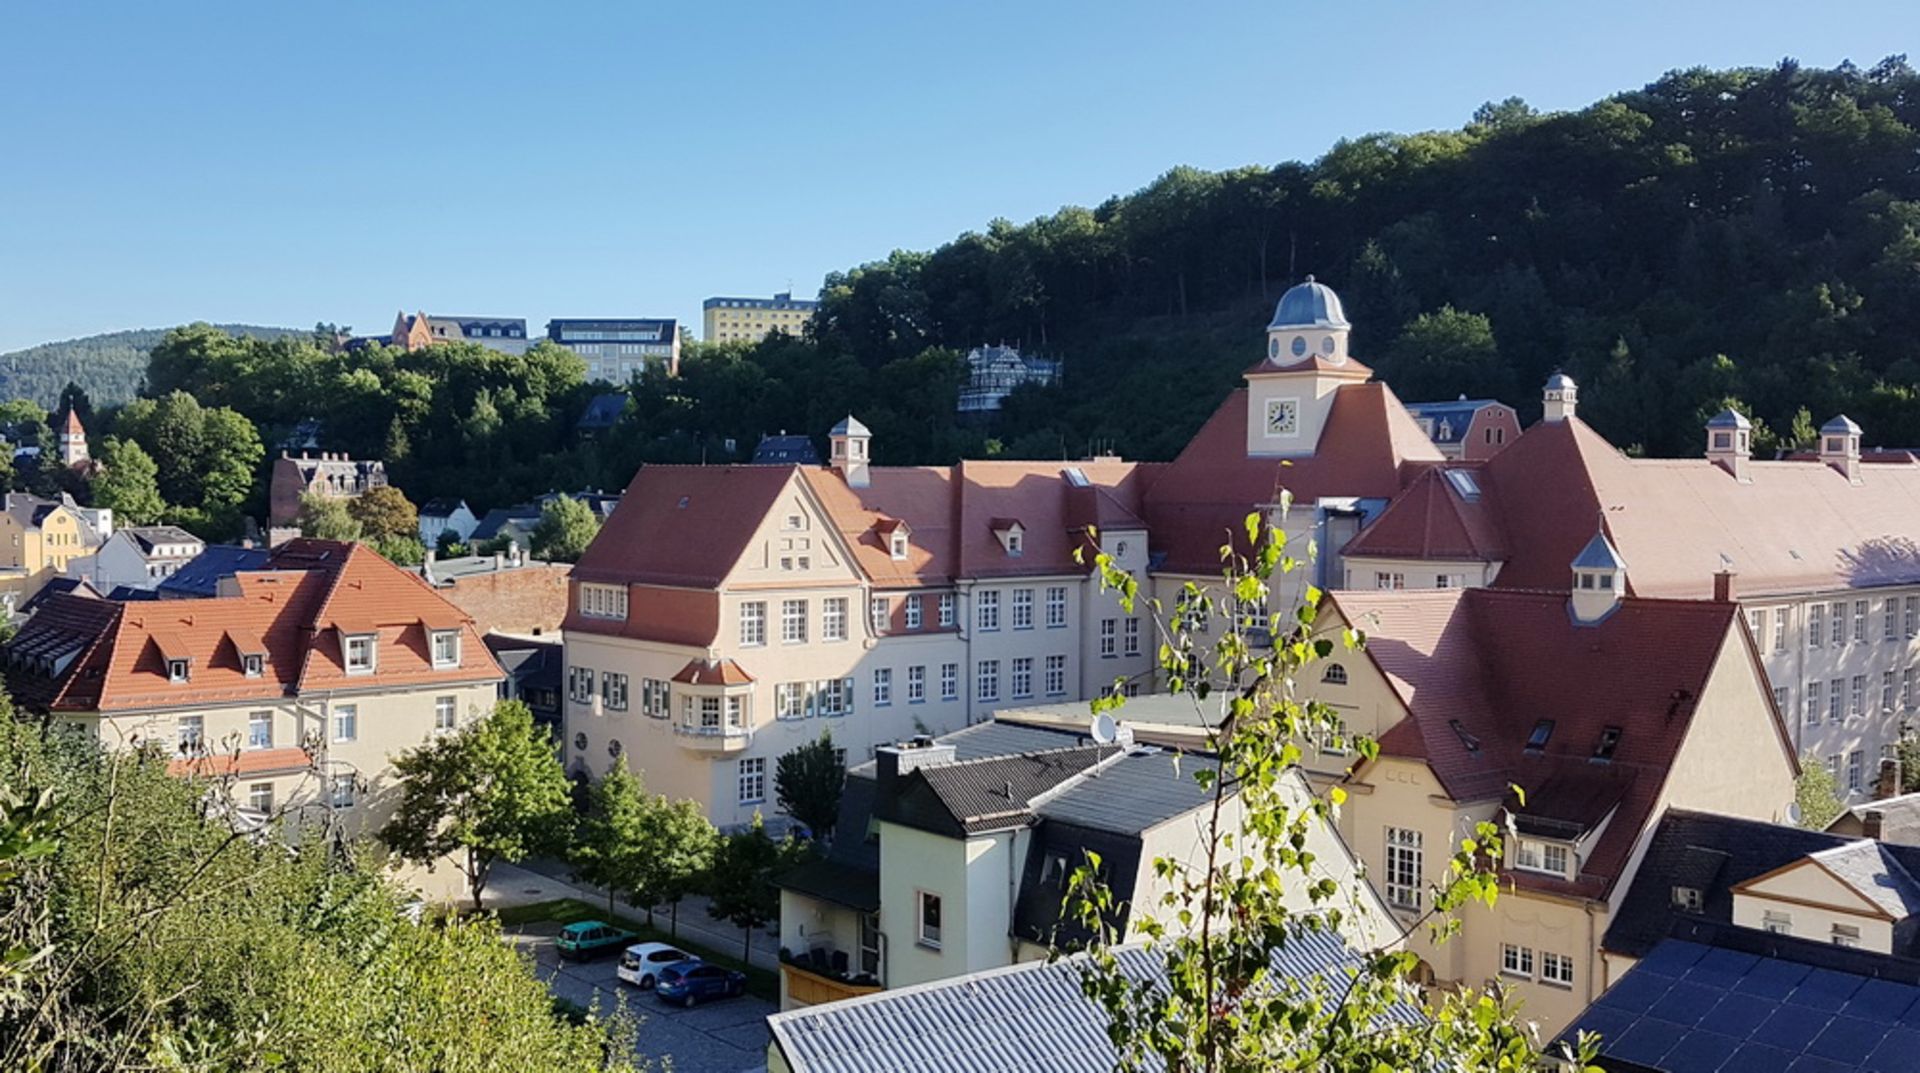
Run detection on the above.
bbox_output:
[991,519,1024,558]
[1569,532,1626,625]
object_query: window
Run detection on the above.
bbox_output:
[869,597,888,636]
[1849,750,1865,792]
[890,532,908,560]
[330,775,355,808]
[904,597,922,631]
[1810,604,1825,648]
[873,668,892,706]
[1100,619,1117,658]
[976,660,1000,702]
[1853,600,1868,643]
[1673,886,1704,911]
[699,696,722,729]
[737,758,765,804]
[815,677,854,717]
[1909,596,1919,638]
[782,599,809,644]
[1852,675,1867,717]
[1124,617,1142,656]
[1375,571,1406,590]
[917,890,943,948]
[332,705,358,742]
[1774,607,1788,653]
[1012,657,1033,699]
[907,665,925,703]
[1806,682,1822,726]
[940,663,959,701]
[1763,910,1792,935]
[178,715,204,752]
[1434,575,1455,588]
[774,683,804,720]
[1749,608,1766,640]
[1832,601,1850,645]
[345,634,377,674]
[1774,686,1790,714]
[1323,664,1349,686]
[1500,944,1533,979]
[1593,726,1622,762]
[592,671,625,711]
[977,590,1000,631]
[247,711,272,750]
[1890,598,1902,642]
[938,593,955,628]
[1525,719,1554,752]
[1829,754,1843,782]
[1833,923,1862,948]
[247,782,273,813]
[1885,671,1898,716]
[1540,952,1575,988]
[1830,679,1846,723]
[435,695,457,732]
[1385,827,1422,911]
[242,653,264,678]
[167,658,190,683]
[1514,840,1570,877]
[1045,655,1066,696]
[580,583,628,620]
[431,630,461,668]
[1005,532,1022,556]
[740,602,766,646]
[569,666,595,703]
[1046,586,1067,628]
[1012,588,1034,630]
[823,598,848,642]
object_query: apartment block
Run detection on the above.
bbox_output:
[704,292,818,344]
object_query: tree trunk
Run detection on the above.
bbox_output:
[468,848,488,913]
[742,924,753,963]
[607,886,616,916]
[670,900,679,937]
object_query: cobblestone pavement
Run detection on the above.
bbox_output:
[507,922,773,1073]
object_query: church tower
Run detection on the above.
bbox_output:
[58,408,88,468]
[1245,277,1371,458]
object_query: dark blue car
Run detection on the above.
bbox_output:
[653,959,747,1007]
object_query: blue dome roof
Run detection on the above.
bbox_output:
[1267,276,1350,331]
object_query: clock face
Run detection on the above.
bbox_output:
[1265,398,1299,437]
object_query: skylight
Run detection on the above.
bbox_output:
[1063,467,1090,487]
[1448,719,1481,754]
[1592,726,1623,763]
[1525,719,1554,752]
[1444,469,1481,501]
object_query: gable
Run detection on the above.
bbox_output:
[724,476,854,586]
[1735,858,1891,920]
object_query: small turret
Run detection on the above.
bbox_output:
[1706,408,1752,482]
[1569,530,1626,625]
[1543,373,1578,423]
[1820,415,1862,484]
[830,415,872,488]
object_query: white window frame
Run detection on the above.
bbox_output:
[1124,617,1141,656]
[873,668,892,707]
[1045,586,1067,628]
[737,758,765,804]
[916,890,943,949]
[580,583,629,621]
[1012,589,1033,630]
[904,596,922,631]
[330,774,355,808]
[823,597,848,642]
[1500,943,1533,979]
[247,710,272,750]
[940,662,959,701]
[1011,657,1033,699]
[1540,952,1574,988]
[907,665,925,704]
[976,660,1000,702]
[1385,827,1422,911]
[782,599,809,644]
[178,715,204,752]
[602,672,629,711]
[434,695,458,732]
[431,629,461,669]
[870,596,889,636]
[247,781,274,813]
[740,601,766,647]
[938,593,955,628]
[977,590,1000,631]
[344,633,377,675]
[1100,619,1116,658]
[1045,654,1066,696]
[332,705,358,743]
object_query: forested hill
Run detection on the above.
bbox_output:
[0,325,302,406]
[803,57,1920,460]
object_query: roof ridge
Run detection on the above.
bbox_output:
[924,741,1104,772]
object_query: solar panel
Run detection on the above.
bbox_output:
[1789,967,1867,1011]
[1732,955,1811,999]
[1566,1005,1637,1042]
[1595,975,1671,1014]
[1609,1017,1686,1067]
[1724,1041,1798,1073]
[1703,991,1777,1038]
[1658,1028,1742,1071]
[1659,980,1726,1025]
[1867,1026,1920,1070]
[1845,978,1920,1025]
[1807,1014,1890,1065]
[1751,1004,1831,1049]
[1687,947,1761,988]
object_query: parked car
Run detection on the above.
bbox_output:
[654,959,747,1007]
[554,920,635,960]
[617,942,693,989]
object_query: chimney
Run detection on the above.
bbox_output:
[1542,372,1578,423]
[1712,569,1736,603]
[1820,415,1862,484]
[1705,408,1751,482]
[873,735,957,801]
[1864,809,1885,840]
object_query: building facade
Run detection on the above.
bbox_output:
[704,292,818,344]
[391,311,530,355]
[1401,397,1520,460]
[70,525,205,592]
[955,345,1062,416]
[268,451,389,527]
[547,318,680,382]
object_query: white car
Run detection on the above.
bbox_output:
[617,942,693,989]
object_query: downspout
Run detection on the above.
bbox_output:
[1586,899,1600,1000]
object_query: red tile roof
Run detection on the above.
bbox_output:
[800,466,958,588]
[1330,587,1788,899]
[6,539,500,713]
[562,583,720,647]
[1340,465,1508,561]
[573,465,798,588]
[1143,384,1441,574]
[168,747,313,779]
[671,658,755,686]
[953,460,1146,579]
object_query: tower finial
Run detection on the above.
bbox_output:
[1304,273,1315,283]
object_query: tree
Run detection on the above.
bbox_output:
[1380,305,1512,404]
[89,436,165,525]
[632,795,718,934]
[436,528,469,558]
[1066,516,1593,1070]
[1796,755,1846,828]
[776,731,845,839]
[381,701,574,911]
[350,484,420,542]
[297,492,362,541]
[531,494,600,562]
[571,763,650,917]
[704,817,794,960]
[372,534,427,566]
[114,390,262,511]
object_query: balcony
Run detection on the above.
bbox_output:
[670,722,752,753]
[780,960,882,1009]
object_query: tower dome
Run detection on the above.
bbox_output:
[1267,276,1351,331]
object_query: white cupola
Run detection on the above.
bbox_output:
[830,414,871,488]
[1705,408,1752,482]
[1569,531,1626,625]
[1245,277,1370,459]
[1543,373,1578,423]
[1820,415,1862,484]
[1264,275,1352,368]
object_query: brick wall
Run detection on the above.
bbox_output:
[438,562,570,636]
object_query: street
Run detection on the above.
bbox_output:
[506,921,774,1073]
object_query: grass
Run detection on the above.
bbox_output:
[496,897,779,1002]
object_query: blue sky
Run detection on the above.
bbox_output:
[1,1,1915,352]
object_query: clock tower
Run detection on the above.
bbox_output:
[1245,277,1371,458]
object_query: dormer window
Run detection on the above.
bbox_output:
[431,630,461,669]
[891,532,909,560]
[991,519,1025,557]
[1513,838,1572,878]
[1672,885,1703,911]
[1592,725,1622,763]
[242,653,264,678]
[1826,436,1846,454]
[167,658,190,683]
[344,634,377,675]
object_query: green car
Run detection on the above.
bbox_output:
[555,920,634,960]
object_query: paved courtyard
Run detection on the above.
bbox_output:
[507,922,773,1073]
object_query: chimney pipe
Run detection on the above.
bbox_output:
[1865,808,1885,840]
[1713,569,1736,603]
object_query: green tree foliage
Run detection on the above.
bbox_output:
[371,535,427,567]
[1796,754,1846,829]
[0,324,302,407]
[349,484,420,542]
[113,389,263,513]
[0,714,638,1071]
[631,794,718,935]
[704,818,798,961]
[381,701,574,911]
[89,436,165,525]
[1379,305,1510,403]
[531,494,600,562]
[1067,516,1595,1069]
[571,763,651,916]
[775,731,845,839]
[296,492,362,541]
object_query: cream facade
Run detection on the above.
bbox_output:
[704,292,818,344]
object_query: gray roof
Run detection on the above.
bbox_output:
[155,545,270,598]
[1812,841,1920,918]
[1823,414,1864,435]
[768,932,1417,1073]
[1402,398,1504,444]
[751,434,821,466]
[419,498,468,518]
[1035,749,1217,835]
[1266,276,1350,331]
[578,393,629,430]
[1706,408,1753,430]
[1835,792,1920,845]
[885,746,1120,837]
[123,526,202,557]
[1570,531,1626,570]
[830,414,870,438]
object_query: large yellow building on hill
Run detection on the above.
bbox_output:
[704,292,818,343]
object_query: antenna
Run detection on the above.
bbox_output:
[1090,713,1119,745]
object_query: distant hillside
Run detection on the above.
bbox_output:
[0,324,305,407]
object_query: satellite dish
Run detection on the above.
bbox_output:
[1786,801,1803,826]
[1090,713,1119,745]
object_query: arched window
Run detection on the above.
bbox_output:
[1322,663,1348,685]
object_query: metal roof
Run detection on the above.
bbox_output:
[1035,749,1217,835]
[1266,276,1350,331]
[155,545,271,598]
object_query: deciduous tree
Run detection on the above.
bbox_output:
[349,484,420,542]
[775,731,845,839]
[90,436,165,525]
[531,494,600,562]
[704,818,795,961]
[296,492,361,541]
